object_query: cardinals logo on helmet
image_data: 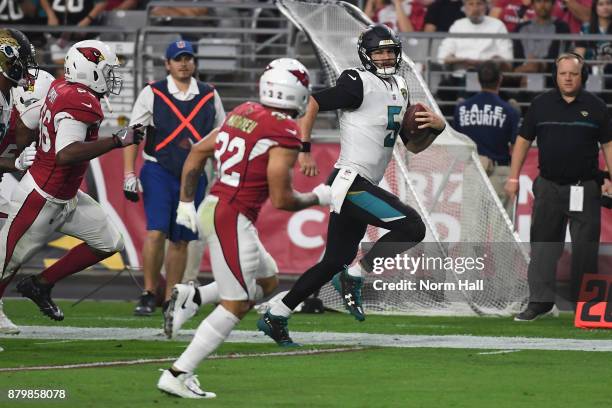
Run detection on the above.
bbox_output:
[77,47,105,64]
[289,69,309,88]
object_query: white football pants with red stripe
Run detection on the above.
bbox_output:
[0,172,124,282]
[198,195,277,301]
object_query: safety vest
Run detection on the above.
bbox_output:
[146,78,216,178]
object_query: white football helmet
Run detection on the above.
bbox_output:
[260,59,310,117]
[64,40,122,95]
[265,58,312,90]
[12,69,54,115]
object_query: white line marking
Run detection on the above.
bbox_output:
[477,350,520,355]
[2,326,612,352]
[0,347,365,372]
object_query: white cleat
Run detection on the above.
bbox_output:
[157,369,216,399]
[0,300,20,334]
[164,283,200,339]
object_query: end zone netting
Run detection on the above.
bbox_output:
[277,0,529,315]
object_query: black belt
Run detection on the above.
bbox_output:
[541,176,596,186]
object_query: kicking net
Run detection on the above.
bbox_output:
[277,0,529,315]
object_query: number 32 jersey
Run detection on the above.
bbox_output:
[209,101,302,222]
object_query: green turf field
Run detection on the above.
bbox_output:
[1,299,611,407]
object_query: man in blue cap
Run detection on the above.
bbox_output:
[123,39,226,316]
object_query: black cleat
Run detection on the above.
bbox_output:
[332,267,365,321]
[514,302,558,322]
[134,291,156,316]
[16,276,64,321]
[256,312,299,347]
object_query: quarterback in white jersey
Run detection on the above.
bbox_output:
[259,24,446,346]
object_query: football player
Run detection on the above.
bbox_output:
[0,68,55,335]
[156,60,332,398]
[0,30,45,336]
[258,24,446,345]
[161,58,313,341]
[0,40,143,324]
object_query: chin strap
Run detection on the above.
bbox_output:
[103,94,113,113]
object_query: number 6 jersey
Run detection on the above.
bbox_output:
[209,101,302,222]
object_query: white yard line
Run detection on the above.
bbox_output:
[1,325,612,352]
[477,350,521,355]
[0,347,365,372]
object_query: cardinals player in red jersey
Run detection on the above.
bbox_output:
[156,59,332,398]
[0,39,143,325]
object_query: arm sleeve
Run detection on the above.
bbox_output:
[495,24,513,60]
[213,90,226,128]
[129,85,154,127]
[509,107,519,144]
[312,69,364,111]
[19,99,43,130]
[437,36,456,64]
[519,103,537,141]
[55,117,88,153]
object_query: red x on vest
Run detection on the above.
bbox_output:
[151,87,215,152]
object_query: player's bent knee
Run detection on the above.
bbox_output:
[257,276,279,296]
[220,299,251,319]
[92,231,124,254]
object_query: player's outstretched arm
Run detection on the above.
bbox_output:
[56,124,144,166]
[267,146,331,211]
[180,128,218,202]
[404,105,446,154]
[297,95,320,177]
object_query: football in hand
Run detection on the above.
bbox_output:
[401,102,431,142]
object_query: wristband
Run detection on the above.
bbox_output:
[507,178,519,183]
[300,141,311,153]
[86,14,94,21]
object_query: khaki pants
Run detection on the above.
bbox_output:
[479,156,514,219]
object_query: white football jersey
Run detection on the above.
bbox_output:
[0,90,12,142]
[336,68,409,185]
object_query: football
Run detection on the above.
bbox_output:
[401,102,430,141]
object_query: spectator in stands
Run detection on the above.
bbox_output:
[437,0,513,71]
[123,40,225,316]
[104,0,138,11]
[42,0,108,77]
[513,0,571,82]
[0,0,47,49]
[575,0,612,73]
[423,0,465,31]
[453,61,520,214]
[364,0,430,31]
[490,0,536,32]
[552,0,592,32]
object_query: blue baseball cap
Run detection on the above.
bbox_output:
[165,40,195,60]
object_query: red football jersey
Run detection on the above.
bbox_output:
[210,101,302,222]
[29,79,103,200]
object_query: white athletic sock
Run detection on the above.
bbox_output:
[269,298,292,318]
[197,282,220,305]
[347,263,363,278]
[173,305,239,373]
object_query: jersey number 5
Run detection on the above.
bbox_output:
[214,131,246,187]
[384,106,402,148]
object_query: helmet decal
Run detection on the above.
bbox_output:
[77,47,105,64]
[289,69,309,88]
